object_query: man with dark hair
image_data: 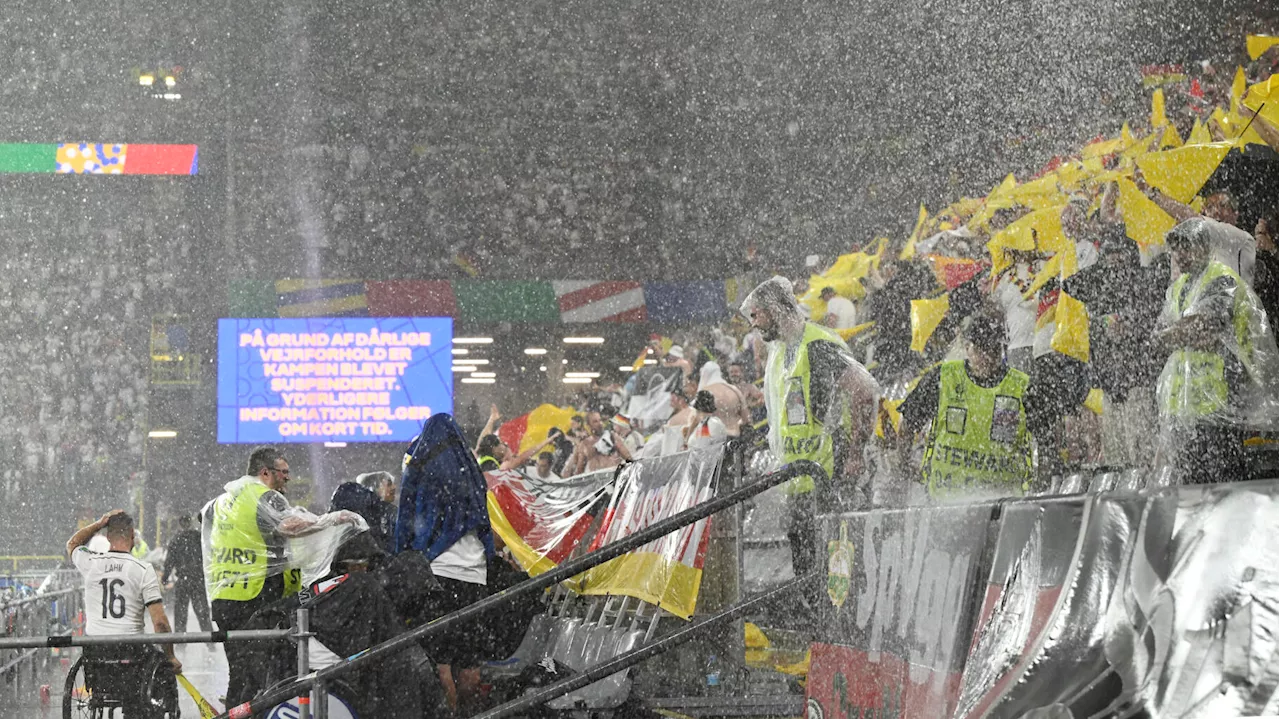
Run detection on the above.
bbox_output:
[897,308,1038,501]
[162,514,211,635]
[68,510,181,716]
[204,446,360,706]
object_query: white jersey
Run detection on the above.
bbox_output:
[72,546,164,636]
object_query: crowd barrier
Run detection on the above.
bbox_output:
[808,478,1279,718]
[214,460,823,719]
[0,567,82,711]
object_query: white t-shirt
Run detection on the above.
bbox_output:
[824,296,859,329]
[72,547,163,636]
[995,277,1036,350]
[430,532,487,585]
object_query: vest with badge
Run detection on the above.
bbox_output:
[922,360,1032,497]
[1159,261,1252,420]
[767,322,851,495]
[208,480,301,601]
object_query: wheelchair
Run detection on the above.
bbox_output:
[63,648,180,719]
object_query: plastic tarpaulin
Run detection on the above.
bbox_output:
[807,479,1279,718]
[486,449,722,620]
[201,476,368,600]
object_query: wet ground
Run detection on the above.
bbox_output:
[1,613,230,719]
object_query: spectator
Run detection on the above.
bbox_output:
[1254,213,1279,340]
[161,514,212,635]
[525,452,562,483]
[819,286,859,330]
[329,471,399,551]
[696,361,751,437]
[664,345,695,381]
[685,391,729,451]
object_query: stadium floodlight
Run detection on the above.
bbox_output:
[461,377,496,384]
[524,348,548,355]
[451,348,470,355]
[148,430,177,438]
[324,442,347,448]
[454,337,494,344]
[452,365,476,373]
[562,337,604,344]
[619,366,636,372]
[562,377,592,384]
[565,372,601,378]
[472,372,496,378]
[452,359,490,365]
[139,74,155,86]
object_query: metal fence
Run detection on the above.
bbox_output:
[0,567,82,710]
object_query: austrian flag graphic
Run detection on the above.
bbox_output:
[552,281,648,323]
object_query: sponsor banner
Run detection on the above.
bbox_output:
[487,450,721,619]
[960,479,1279,718]
[812,504,994,718]
[811,480,1280,718]
[954,495,1090,718]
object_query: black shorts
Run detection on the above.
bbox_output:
[416,576,491,667]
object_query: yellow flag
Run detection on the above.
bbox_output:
[1151,88,1169,128]
[1083,388,1105,416]
[519,404,578,453]
[1135,142,1233,203]
[986,206,1068,274]
[1158,124,1182,149]
[1050,291,1090,363]
[1233,67,1247,111]
[1247,35,1279,60]
[1243,74,1279,130]
[899,204,929,260]
[1117,177,1176,248]
[1121,122,1136,144]
[968,175,1019,230]
[1082,137,1126,158]
[1186,118,1213,145]
[910,295,950,354]
[177,675,219,719]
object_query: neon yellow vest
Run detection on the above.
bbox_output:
[769,322,850,495]
[208,481,300,601]
[1160,261,1247,418]
[477,455,499,469]
[923,361,1032,497]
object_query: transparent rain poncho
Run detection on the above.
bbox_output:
[1153,230,1280,472]
[739,276,880,477]
[201,476,368,599]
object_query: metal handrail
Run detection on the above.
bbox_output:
[0,586,78,612]
[217,460,824,719]
[0,628,293,650]
[473,572,819,719]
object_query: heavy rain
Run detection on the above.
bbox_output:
[0,0,1277,717]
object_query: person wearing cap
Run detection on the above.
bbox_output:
[1153,218,1279,482]
[610,413,646,457]
[567,410,635,475]
[685,390,729,451]
[664,344,695,381]
[741,276,880,577]
[896,306,1038,500]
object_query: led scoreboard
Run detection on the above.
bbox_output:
[217,317,453,443]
